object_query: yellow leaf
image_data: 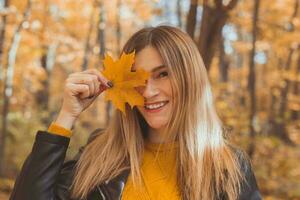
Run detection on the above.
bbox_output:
[102,51,150,114]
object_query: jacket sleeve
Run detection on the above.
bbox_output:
[9,129,102,200]
[237,150,263,200]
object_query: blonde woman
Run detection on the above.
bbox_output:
[10,26,262,200]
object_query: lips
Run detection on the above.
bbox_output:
[144,101,169,112]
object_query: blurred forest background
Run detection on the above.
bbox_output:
[0,0,299,199]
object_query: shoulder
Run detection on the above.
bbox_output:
[227,145,252,173]
[229,145,263,200]
[231,147,251,172]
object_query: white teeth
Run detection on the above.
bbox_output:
[145,102,167,110]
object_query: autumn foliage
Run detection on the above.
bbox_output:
[102,52,150,113]
[0,0,299,199]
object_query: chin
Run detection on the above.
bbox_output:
[146,120,167,130]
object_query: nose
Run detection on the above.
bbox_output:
[139,78,159,99]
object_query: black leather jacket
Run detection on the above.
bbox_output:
[10,129,262,200]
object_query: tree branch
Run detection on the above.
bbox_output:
[186,0,198,38]
[224,0,239,11]
[291,0,299,19]
[214,0,223,10]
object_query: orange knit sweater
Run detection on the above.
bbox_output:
[47,123,180,200]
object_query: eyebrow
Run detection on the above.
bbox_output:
[131,64,166,73]
[151,65,166,73]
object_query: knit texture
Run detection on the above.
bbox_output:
[122,139,180,200]
[48,122,72,137]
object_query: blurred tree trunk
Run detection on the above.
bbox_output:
[36,44,57,125]
[273,47,296,144]
[291,50,300,120]
[279,48,295,118]
[289,0,299,121]
[265,0,298,145]
[95,1,109,125]
[186,0,197,39]
[0,0,31,177]
[235,25,246,107]
[235,25,244,68]
[0,0,9,81]
[247,0,260,157]
[198,0,238,71]
[176,0,182,29]
[96,1,105,59]
[218,35,229,82]
[34,1,57,126]
[82,1,96,70]
[186,0,238,71]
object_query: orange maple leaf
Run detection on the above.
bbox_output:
[101,51,150,114]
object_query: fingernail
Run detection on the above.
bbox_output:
[107,81,113,88]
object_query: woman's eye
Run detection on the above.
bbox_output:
[158,71,168,78]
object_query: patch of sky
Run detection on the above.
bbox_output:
[120,4,144,27]
[222,24,266,64]
[147,0,192,27]
[148,0,175,26]
[222,24,237,54]
[120,4,134,19]
[255,51,267,64]
[145,0,204,31]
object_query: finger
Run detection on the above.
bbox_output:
[90,75,97,96]
[67,75,96,97]
[99,84,108,93]
[88,84,107,99]
[66,83,90,99]
[68,74,107,97]
[88,80,97,99]
[88,83,109,99]
[71,73,106,93]
[72,70,112,89]
[69,73,100,91]
[79,69,113,88]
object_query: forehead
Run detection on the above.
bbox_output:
[132,46,165,71]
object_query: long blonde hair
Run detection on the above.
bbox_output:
[71,25,244,200]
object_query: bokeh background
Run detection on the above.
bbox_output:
[0,0,299,199]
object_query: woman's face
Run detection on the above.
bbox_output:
[133,46,173,131]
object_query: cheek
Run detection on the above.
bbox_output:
[164,81,173,98]
[135,86,144,95]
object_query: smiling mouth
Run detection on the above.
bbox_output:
[144,101,169,110]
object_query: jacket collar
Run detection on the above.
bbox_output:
[88,169,130,200]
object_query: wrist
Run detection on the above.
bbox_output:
[54,111,77,130]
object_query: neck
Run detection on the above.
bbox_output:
[147,127,171,144]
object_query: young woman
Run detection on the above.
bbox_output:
[10,25,262,200]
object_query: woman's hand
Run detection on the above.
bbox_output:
[55,69,112,129]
